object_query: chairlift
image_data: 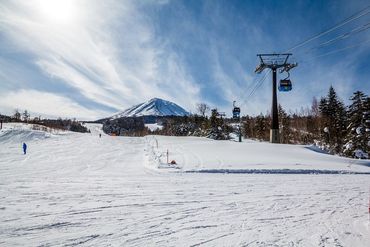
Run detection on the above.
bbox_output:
[279,71,292,92]
[232,101,241,120]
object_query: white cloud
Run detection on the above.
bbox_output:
[1,0,366,120]
[0,90,109,120]
[0,0,200,116]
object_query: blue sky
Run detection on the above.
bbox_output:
[0,0,369,120]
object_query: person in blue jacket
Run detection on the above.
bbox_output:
[23,143,27,155]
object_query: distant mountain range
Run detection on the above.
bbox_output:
[110,98,190,119]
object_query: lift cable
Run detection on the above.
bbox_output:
[286,4,370,52]
[310,20,370,50]
[237,5,370,117]
[234,73,260,106]
[302,38,370,63]
[248,70,270,99]
[288,17,370,67]
[239,70,270,111]
[293,19,370,57]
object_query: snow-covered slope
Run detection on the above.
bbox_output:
[83,123,107,136]
[0,123,60,144]
[146,136,370,174]
[110,98,190,119]
[1,123,370,246]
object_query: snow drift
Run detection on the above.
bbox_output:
[0,123,53,144]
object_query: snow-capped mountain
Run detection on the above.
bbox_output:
[110,98,190,119]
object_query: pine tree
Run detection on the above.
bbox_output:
[318,86,347,153]
[344,91,367,157]
[278,104,291,144]
[319,97,330,143]
[207,109,228,140]
[210,109,219,129]
[336,100,347,150]
[364,97,370,156]
[344,91,369,158]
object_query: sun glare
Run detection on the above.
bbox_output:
[37,0,76,24]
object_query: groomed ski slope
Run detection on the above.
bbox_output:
[145,136,370,174]
[0,123,369,246]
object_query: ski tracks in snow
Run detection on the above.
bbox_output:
[1,130,370,246]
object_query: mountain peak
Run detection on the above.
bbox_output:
[110,98,190,119]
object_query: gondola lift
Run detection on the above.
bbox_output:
[279,71,292,92]
[232,101,242,142]
[232,101,240,120]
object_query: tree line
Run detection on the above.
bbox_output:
[241,86,369,159]
[102,86,369,159]
[0,109,90,133]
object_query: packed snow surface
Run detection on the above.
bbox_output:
[147,136,370,174]
[0,123,369,246]
[111,98,190,118]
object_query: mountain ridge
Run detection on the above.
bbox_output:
[110,98,190,119]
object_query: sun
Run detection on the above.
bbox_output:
[36,0,76,24]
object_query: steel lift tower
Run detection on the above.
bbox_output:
[255,53,297,143]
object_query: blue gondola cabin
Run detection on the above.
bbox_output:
[279,79,292,92]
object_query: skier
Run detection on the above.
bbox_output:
[23,143,27,155]
[99,133,102,138]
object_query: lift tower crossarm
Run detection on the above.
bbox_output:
[257,53,292,56]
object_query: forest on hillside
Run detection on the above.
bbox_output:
[0,110,89,133]
[150,86,369,159]
[241,87,369,159]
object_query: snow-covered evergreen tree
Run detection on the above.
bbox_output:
[365,97,370,156]
[318,86,347,153]
[343,91,368,158]
[279,104,291,144]
[207,109,229,140]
